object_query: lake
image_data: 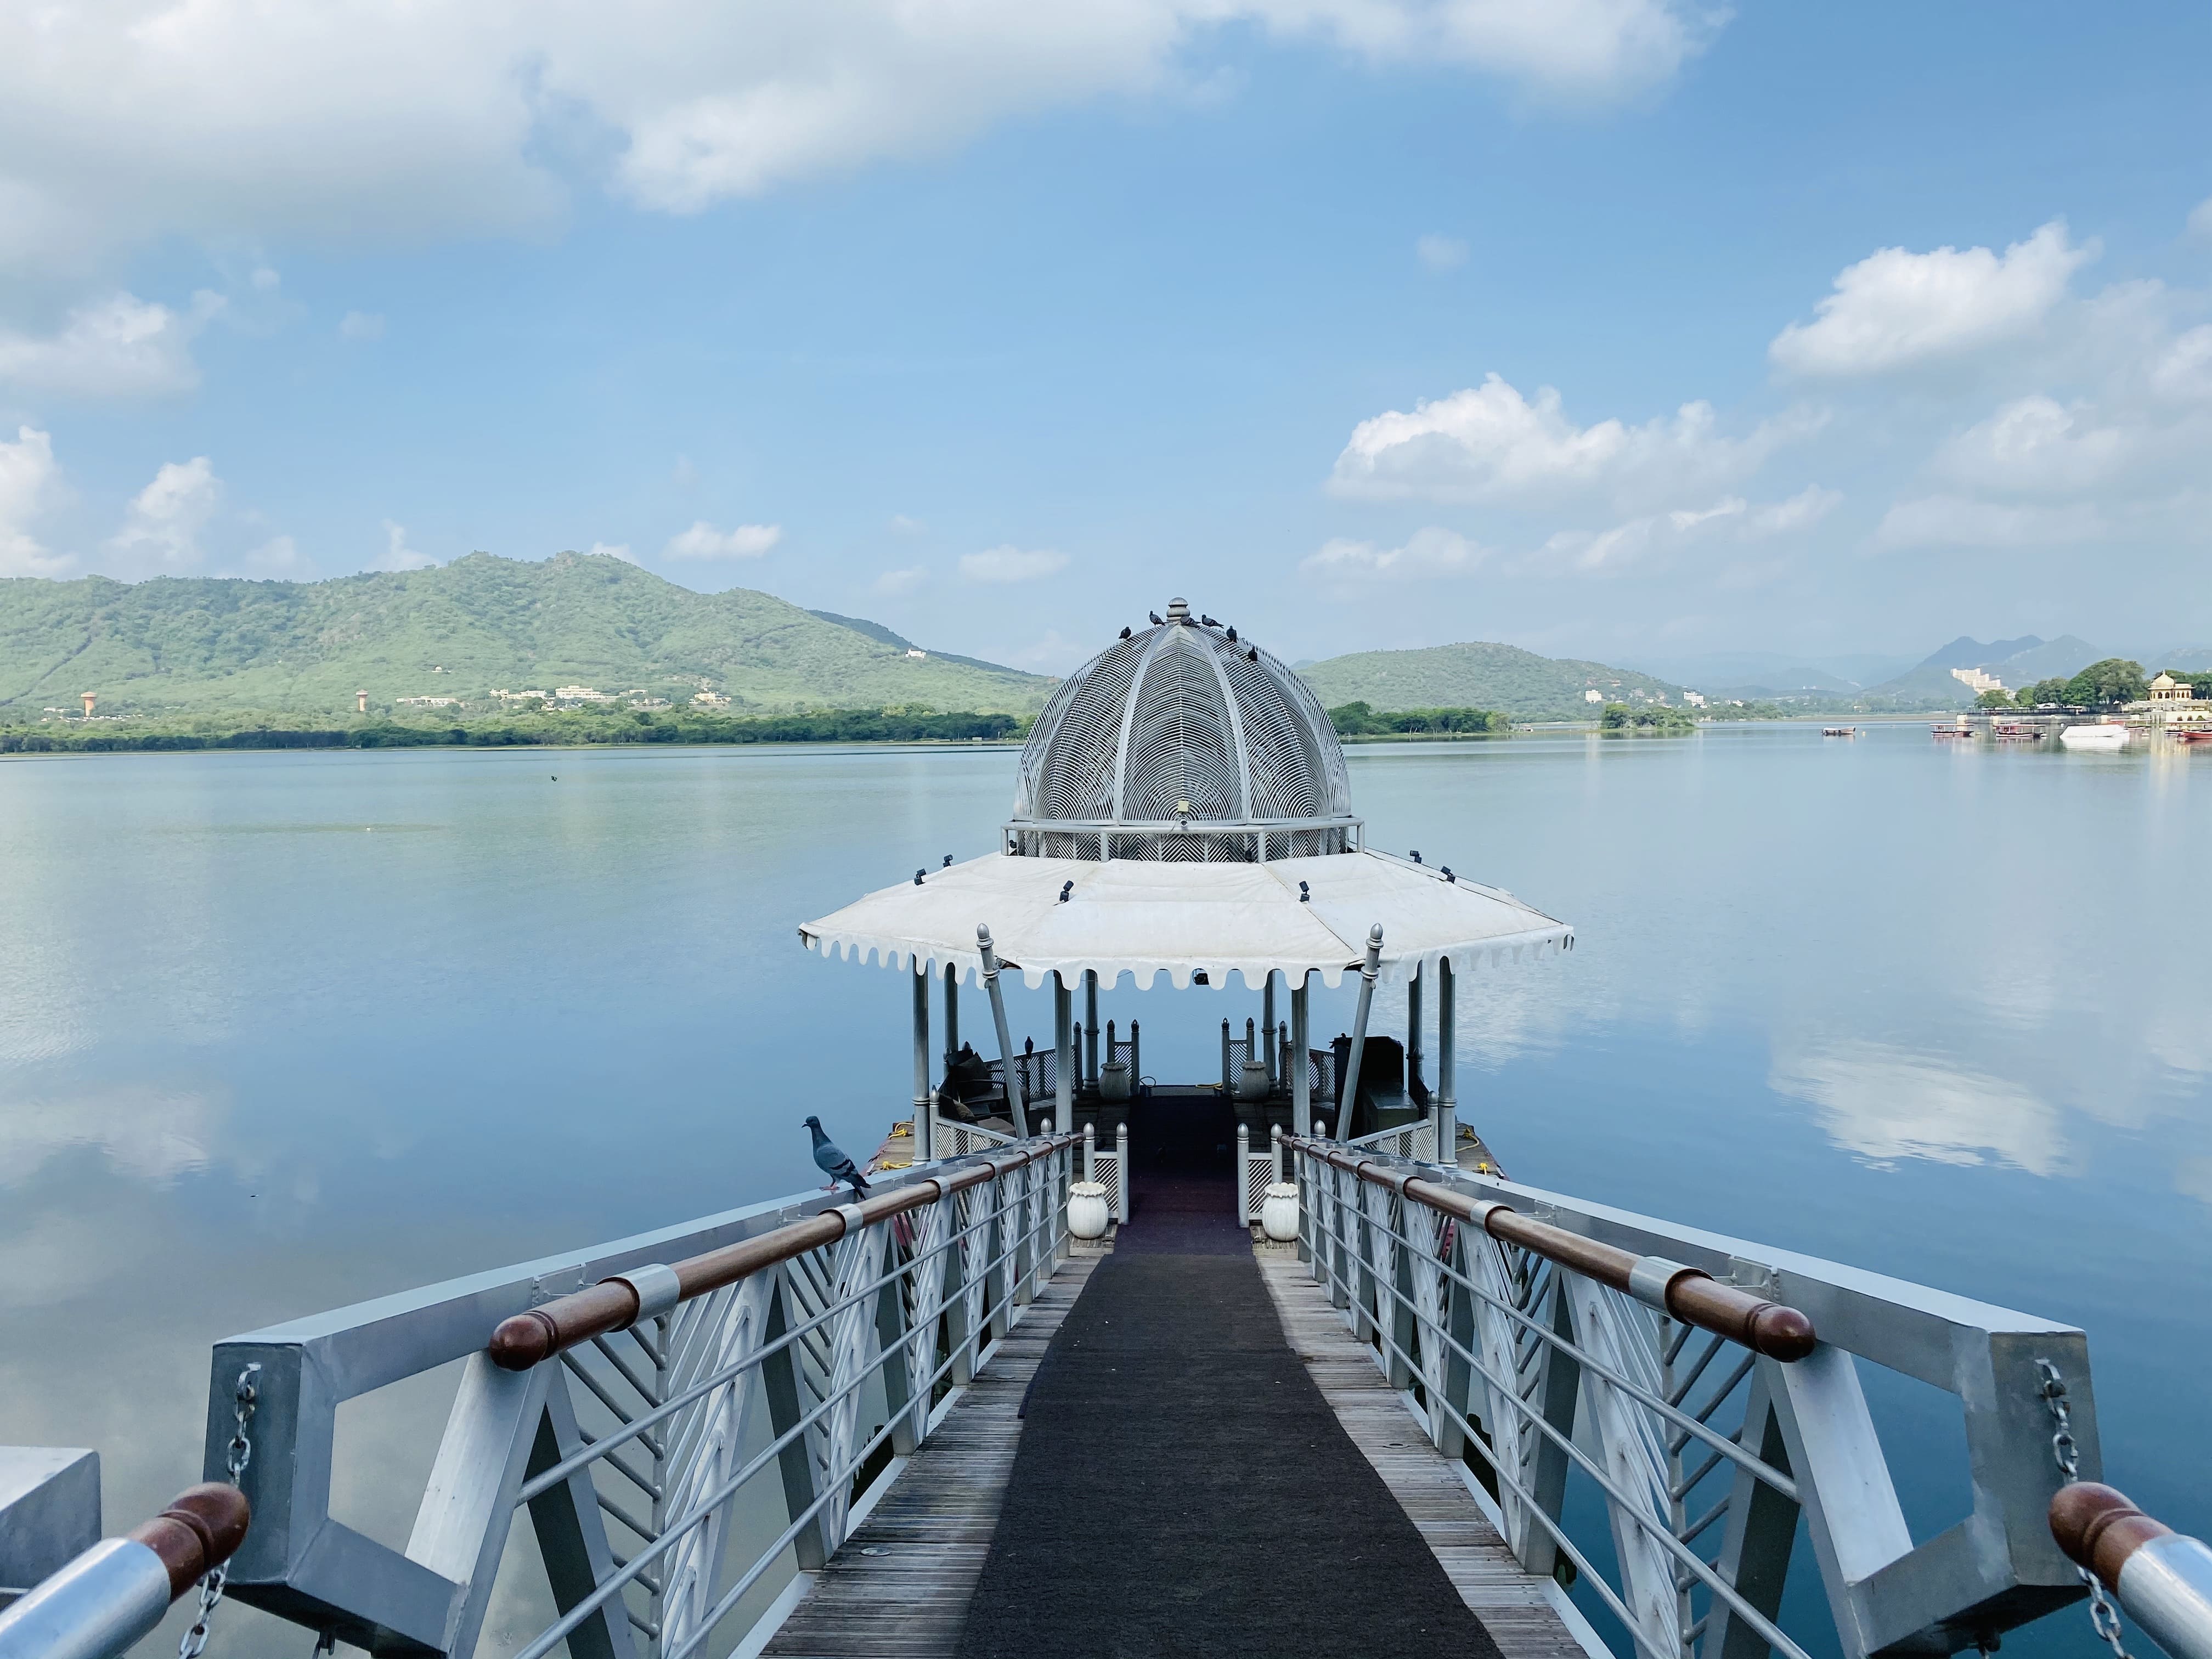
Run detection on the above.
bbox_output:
[2,726,2205,1658]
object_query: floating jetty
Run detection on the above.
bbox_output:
[6,599,2211,1659]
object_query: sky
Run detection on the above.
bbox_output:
[2,2,2209,675]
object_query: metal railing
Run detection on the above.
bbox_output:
[1348,1119,1436,1163]
[1287,1135,2101,1659]
[0,1483,250,1659]
[199,1134,1077,1659]
[2051,1483,2212,1659]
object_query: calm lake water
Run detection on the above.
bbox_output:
[3,727,2206,1657]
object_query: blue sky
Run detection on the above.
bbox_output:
[2,3,2209,674]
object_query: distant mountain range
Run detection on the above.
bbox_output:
[0,553,1056,716]
[1864,635,2107,702]
[1296,641,1681,715]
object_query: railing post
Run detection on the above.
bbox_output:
[1084,1122,1096,1185]
[1115,1119,1130,1222]
[1271,1123,1284,1184]
[1236,1122,1249,1226]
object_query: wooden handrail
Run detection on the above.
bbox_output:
[128,1482,252,1599]
[1288,1136,1816,1362]
[489,1136,1079,1370]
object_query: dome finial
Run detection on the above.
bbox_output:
[1165,597,1190,623]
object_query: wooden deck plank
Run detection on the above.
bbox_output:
[758,1253,1101,1659]
[1256,1251,1598,1659]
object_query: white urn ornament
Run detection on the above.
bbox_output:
[1260,1182,1300,1242]
[1068,1180,1111,1240]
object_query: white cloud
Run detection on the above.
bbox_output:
[0,426,71,577]
[1415,233,1468,271]
[2148,326,2212,403]
[236,534,311,576]
[338,309,385,341]
[872,565,928,595]
[1873,494,2106,551]
[106,456,219,571]
[960,545,1068,582]
[373,519,436,571]
[1745,483,1842,534]
[0,291,210,397]
[1328,373,1816,510]
[671,454,698,487]
[664,520,781,560]
[2189,196,2212,239]
[1933,395,2136,494]
[0,2,1714,279]
[250,265,281,291]
[1012,629,1087,672]
[1531,486,1840,575]
[889,514,927,534]
[587,540,637,563]
[1301,527,1488,580]
[1769,220,2095,378]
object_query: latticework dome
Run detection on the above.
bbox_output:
[1007,599,1359,862]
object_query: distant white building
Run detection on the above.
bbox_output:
[1583,689,1604,704]
[906,648,928,660]
[1950,666,2005,694]
[396,695,461,708]
[692,691,732,708]
[553,685,618,702]
[1683,691,1707,708]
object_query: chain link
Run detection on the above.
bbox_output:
[2036,1358,2133,1659]
[177,1363,261,1659]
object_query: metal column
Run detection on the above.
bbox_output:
[1338,926,1384,1137]
[1084,969,1099,1087]
[1436,957,1455,1161]
[943,961,960,1071]
[1053,974,1073,1136]
[1290,975,1311,1136]
[1407,962,1423,1093]
[912,963,933,1161]
[978,926,1021,1131]
[1262,971,1277,1088]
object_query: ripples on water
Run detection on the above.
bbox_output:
[0,729,2204,1657]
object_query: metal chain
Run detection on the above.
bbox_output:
[178,1363,262,1659]
[2036,1358,2133,1659]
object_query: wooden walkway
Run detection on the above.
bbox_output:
[1256,1251,1596,1659]
[760,1253,1102,1659]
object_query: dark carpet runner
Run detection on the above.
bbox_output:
[953,1169,1506,1658]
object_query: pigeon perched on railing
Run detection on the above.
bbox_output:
[804,1116,870,1195]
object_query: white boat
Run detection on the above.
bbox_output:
[2060,724,2129,749]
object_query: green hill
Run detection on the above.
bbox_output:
[1297,640,1684,716]
[0,552,1056,716]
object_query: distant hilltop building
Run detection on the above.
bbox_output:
[396,695,461,708]
[491,689,547,703]
[1683,691,1707,707]
[2148,672,2197,704]
[905,648,928,659]
[552,685,617,702]
[692,690,731,708]
[1583,688,1603,704]
[81,692,95,717]
[1950,666,2005,694]
[357,690,368,713]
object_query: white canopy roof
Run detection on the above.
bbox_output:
[799,850,1573,990]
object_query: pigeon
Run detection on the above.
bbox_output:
[1149,610,1164,625]
[1119,626,1132,640]
[1200,613,1219,627]
[1224,625,1238,643]
[804,1117,870,1195]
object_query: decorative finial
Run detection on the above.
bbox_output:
[1165,597,1190,623]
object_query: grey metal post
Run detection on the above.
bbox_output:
[1291,976,1311,1136]
[1337,926,1384,1137]
[943,961,959,1071]
[1407,962,1423,1093]
[1130,1019,1139,1084]
[1053,974,1073,1136]
[1115,1118,1130,1220]
[1272,1122,1284,1183]
[912,964,933,1162]
[1436,957,1456,1161]
[1220,1018,1231,1091]
[978,926,1021,1130]
[1084,969,1099,1086]
[1262,971,1276,1087]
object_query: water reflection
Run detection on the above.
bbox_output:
[1768,1039,2066,1174]
[0,730,2205,1659]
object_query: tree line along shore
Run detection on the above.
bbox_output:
[0,696,1807,757]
